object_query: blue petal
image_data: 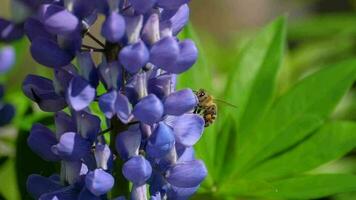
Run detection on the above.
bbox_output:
[99,90,117,119]
[78,188,101,200]
[39,4,79,35]
[94,144,112,170]
[150,37,179,70]
[54,64,78,95]
[146,122,175,158]
[148,74,176,99]
[85,169,114,196]
[22,74,67,112]
[0,18,24,42]
[122,156,152,185]
[74,110,101,142]
[98,61,123,90]
[73,0,97,20]
[0,46,15,73]
[167,185,199,200]
[133,94,164,125]
[67,76,96,111]
[129,0,156,14]
[164,89,197,115]
[27,124,60,161]
[0,104,15,126]
[101,12,126,42]
[39,185,79,200]
[163,39,198,74]
[157,0,190,9]
[55,111,76,138]
[131,184,149,200]
[116,92,132,124]
[161,4,190,35]
[27,174,63,199]
[171,114,204,147]
[166,160,207,188]
[176,145,195,163]
[119,41,149,74]
[115,126,142,160]
[77,52,99,87]
[30,37,73,67]
[52,132,91,161]
[24,18,55,42]
[141,14,160,45]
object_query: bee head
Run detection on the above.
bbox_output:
[196,89,206,98]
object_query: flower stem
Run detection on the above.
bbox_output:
[110,116,130,198]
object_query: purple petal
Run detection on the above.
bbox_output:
[115,126,142,160]
[166,160,207,188]
[67,76,96,111]
[73,0,97,20]
[163,39,198,74]
[0,46,15,73]
[122,156,152,185]
[116,92,132,124]
[133,94,164,125]
[98,61,123,90]
[148,74,176,99]
[99,90,118,119]
[171,114,204,147]
[157,0,190,9]
[77,52,99,87]
[52,132,91,161]
[119,41,149,74]
[85,169,114,196]
[167,185,199,200]
[62,161,84,184]
[55,111,76,138]
[149,37,179,70]
[27,124,60,161]
[0,18,24,42]
[141,13,160,45]
[146,122,175,158]
[176,145,195,163]
[22,74,67,112]
[161,4,190,35]
[27,174,63,199]
[101,12,126,42]
[78,188,101,200]
[164,89,197,115]
[129,0,156,14]
[39,4,79,35]
[30,37,73,68]
[0,103,15,126]
[39,185,79,200]
[74,110,101,142]
[54,64,78,95]
[94,144,112,170]
[131,184,149,200]
[24,18,55,42]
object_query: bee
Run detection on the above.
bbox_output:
[194,89,237,127]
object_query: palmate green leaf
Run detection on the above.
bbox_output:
[232,59,356,179]
[243,121,356,179]
[220,174,356,199]
[261,174,356,200]
[218,16,286,181]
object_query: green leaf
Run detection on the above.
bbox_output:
[261,174,356,199]
[0,160,20,200]
[233,59,356,178]
[218,16,286,181]
[289,13,356,41]
[244,121,356,179]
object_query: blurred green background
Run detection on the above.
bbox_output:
[3,0,356,200]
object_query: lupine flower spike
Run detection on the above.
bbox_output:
[22,0,207,199]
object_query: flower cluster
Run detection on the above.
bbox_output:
[22,0,207,199]
[0,46,15,127]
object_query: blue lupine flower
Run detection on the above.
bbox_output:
[22,1,207,199]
